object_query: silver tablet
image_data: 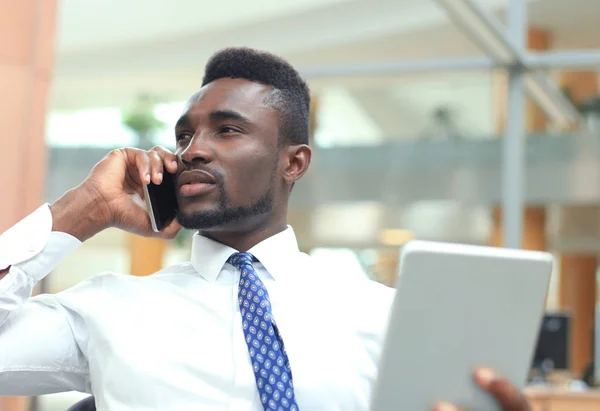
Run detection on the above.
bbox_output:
[370,240,553,411]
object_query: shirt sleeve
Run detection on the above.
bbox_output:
[0,203,81,279]
[0,204,90,395]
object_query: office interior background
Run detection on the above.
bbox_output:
[3,0,600,410]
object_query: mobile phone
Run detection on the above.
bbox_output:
[143,171,178,232]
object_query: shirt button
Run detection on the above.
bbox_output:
[28,244,38,253]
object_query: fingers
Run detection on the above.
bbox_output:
[148,150,164,185]
[151,146,179,174]
[97,147,183,238]
[123,195,181,239]
[432,402,466,411]
[432,369,531,411]
[132,149,152,185]
[128,146,177,186]
[473,368,531,411]
[146,146,179,185]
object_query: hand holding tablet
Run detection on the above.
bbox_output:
[433,368,532,411]
[370,240,553,411]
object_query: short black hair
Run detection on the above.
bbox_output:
[202,47,311,146]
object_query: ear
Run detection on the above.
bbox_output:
[281,144,312,185]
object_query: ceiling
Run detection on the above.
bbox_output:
[48,0,600,146]
[56,0,353,53]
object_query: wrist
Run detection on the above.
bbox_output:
[49,184,111,242]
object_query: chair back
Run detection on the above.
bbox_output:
[66,396,96,411]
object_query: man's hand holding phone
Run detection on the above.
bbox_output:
[50,146,182,242]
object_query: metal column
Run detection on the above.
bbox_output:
[502,0,527,248]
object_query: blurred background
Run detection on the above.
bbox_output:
[2,0,600,410]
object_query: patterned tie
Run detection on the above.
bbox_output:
[227,252,299,411]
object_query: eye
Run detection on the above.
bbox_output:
[219,126,240,134]
[175,132,192,142]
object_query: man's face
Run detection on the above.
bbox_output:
[173,78,281,231]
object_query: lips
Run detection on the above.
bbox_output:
[177,170,217,197]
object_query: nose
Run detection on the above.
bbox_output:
[179,133,214,167]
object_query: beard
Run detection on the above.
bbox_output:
[176,154,279,230]
[176,182,275,230]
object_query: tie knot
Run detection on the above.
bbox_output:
[227,252,256,270]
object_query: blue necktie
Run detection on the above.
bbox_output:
[227,252,299,411]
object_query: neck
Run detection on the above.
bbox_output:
[198,211,288,252]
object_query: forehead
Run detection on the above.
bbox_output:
[181,78,275,120]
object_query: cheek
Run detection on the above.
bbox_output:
[226,155,277,199]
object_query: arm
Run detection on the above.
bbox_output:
[0,186,106,323]
[0,147,181,396]
[0,202,90,394]
[0,279,92,395]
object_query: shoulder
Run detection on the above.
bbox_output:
[295,252,395,349]
[344,279,395,327]
[149,262,197,280]
[55,262,197,298]
[53,271,131,301]
[292,252,395,314]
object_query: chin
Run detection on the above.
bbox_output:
[176,208,225,230]
[176,191,275,231]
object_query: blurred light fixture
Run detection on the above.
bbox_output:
[379,229,415,246]
[434,0,581,129]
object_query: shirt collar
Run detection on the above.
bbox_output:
[190,226,300,283]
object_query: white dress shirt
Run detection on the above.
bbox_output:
[0,204,395,411]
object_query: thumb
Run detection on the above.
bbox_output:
[157,218,183,240]
[114,195,156,236]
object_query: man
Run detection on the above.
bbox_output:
[0,47,530,410]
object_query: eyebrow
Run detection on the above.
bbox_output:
[175,109,252,131]
[175,114,189,130]
[209,109,252,125]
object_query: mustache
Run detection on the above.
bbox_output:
[178,165,224,185]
